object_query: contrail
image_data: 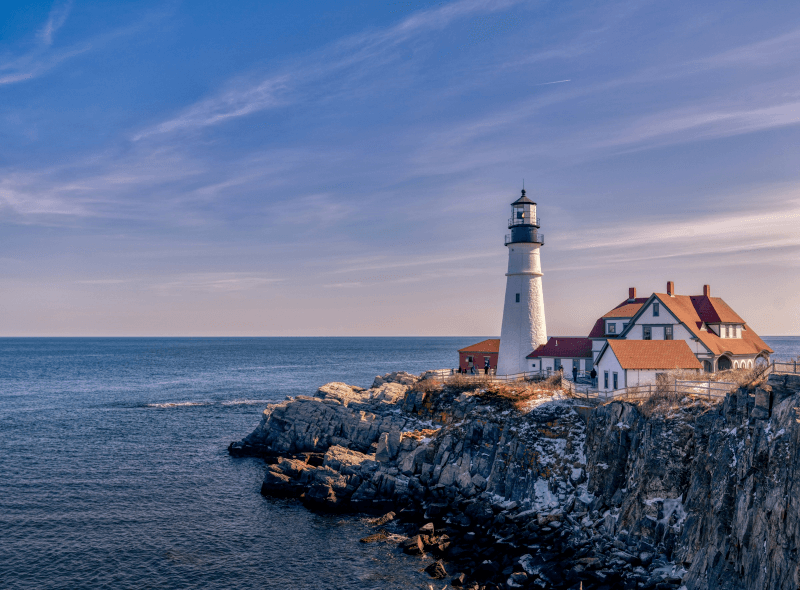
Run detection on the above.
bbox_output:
[536,79,571,85]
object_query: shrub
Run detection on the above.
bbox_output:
[410,378,444,394]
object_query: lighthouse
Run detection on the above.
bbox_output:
[496,189,547,376]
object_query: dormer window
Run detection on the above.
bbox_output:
[607,322,616,334]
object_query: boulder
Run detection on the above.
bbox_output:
[400,535,425,556]
[375,429,401,462]
[369,511,396,526]
[424,560,448,579]
[260,469,304,498]
[316,382,368,406]
[419,522,435,536]
[372,371,417,388]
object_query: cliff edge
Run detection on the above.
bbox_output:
[229,372,800,590]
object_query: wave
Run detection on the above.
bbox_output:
[143,399,272,409]
[145,401,211,408]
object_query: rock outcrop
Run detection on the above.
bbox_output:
[229,371,800,590]
[585,373,800,590]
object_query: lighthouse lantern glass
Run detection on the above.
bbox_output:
[512,203,535,226]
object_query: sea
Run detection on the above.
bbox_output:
[1,336,798,590]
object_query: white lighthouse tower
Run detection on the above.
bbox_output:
[496,189,547,376]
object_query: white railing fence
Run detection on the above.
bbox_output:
[770,360,800,375]
[423,358,799,403]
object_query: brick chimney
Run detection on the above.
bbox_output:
[703,284,711,297]
[628,287,636,301]
[667,281,675,297]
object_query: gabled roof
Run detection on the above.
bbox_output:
[588,298,649,337]
[603,300,649,318]
[604,340,702,370]
[527,337,592,359]
[459,339,500,353]
[650,293,772,356]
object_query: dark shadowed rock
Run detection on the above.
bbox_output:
[400,535,425,556]
[359,530,388,543]
[424,559,447,579]
[369,511,395,526]
[419,522,435,536]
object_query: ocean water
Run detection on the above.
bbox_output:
[762,336,800,361]
[1,336,797,590]
[0,337,481,590]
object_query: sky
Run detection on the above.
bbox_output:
[2,0,800,337]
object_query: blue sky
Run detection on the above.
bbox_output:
[2,0,800,336]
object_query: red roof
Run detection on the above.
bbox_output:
[653,293,772,356]
[527,337,592,359]
[459,338,500,353]
[605,340,702,370]
[688,295,745,324]
[603,299,649,318]
[588,298,649,337]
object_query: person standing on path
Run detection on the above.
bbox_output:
[572,365,578,382]
[590,368,597,387]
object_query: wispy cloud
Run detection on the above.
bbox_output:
[0,1,168,86]
[327,251,499,274]
[559,185,800,266]
[76,278,132,285]
[38,0,73,46]
[134,0,524,139]
[152,272,284,294]
[696,26,800,69]
[0,0,84,85]
[590,100,800,152]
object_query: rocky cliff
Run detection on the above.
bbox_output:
[229,371,800,590]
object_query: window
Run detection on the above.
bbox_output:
[604,371,609,389]
[607,322,616,334]
[573,359,581,371]
[467,356,473,364]
[623,322,629,330]
[613,372,618,389]
[516,210,523,219]
[653,302,660,317]
[515,293,520,303]
[585,359,593,371]
[643,326,652,340]
[665,325,673,340]
[554,358,561,371]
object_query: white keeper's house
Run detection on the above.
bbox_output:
[590,282,773,391]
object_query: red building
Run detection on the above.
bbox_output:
[458,339,500,372]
